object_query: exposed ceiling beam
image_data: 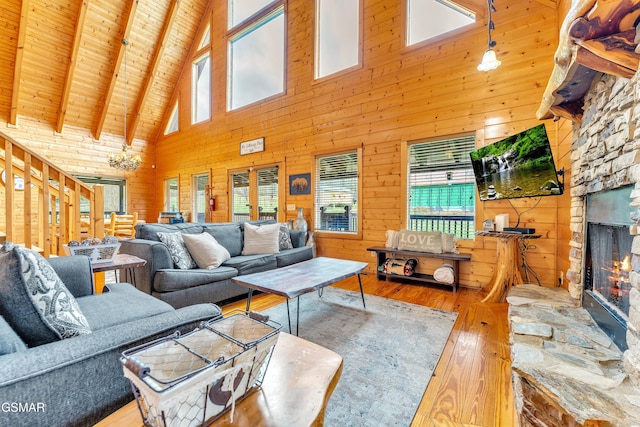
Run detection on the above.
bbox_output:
[57,0,90,134]
[94,0,139,141]
[10,0,30,125]
[127,0,180,145]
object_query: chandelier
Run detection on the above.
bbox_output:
[109,143,141,170]
[477,0,501,72]
[108,38,141,171]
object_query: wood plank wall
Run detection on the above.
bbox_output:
[0,117,156,228]
[154,0,571,290]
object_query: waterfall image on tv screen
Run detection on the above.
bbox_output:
[469,124,562,201]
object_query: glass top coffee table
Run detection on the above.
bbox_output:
[232,257,368,335]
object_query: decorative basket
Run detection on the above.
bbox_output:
[120,311,280,427]
[62,243,120,264]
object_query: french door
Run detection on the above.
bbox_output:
[230,165,281,222]
[192,173,209,223]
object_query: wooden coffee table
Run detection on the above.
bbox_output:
[232,257,369,334]
[95,333,343,427]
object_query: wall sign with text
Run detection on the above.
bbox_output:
[240,138,265,155]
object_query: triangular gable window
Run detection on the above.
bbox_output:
[164,101,179,135]
[198,24,210,49]
[407,0,475,46]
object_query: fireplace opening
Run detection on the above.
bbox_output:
[584,185,634,351]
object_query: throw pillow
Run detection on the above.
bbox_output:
[278,223,293,250]
[157,232,197,269]
[441,233,459,254]
[385,230,399,248]
[242,222,280,255]
[182,232,231,269]
[0,242,91,347]
[397,230,443,253]
[380,258,418,276]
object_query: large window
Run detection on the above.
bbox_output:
[314,150,360,234]
[76,176,126,215]
[228,0,274,28]
[192,53,211,123]
[315,0,360,79]
[228,2,285,110]
[406,0,475,46]
[407,135,476,239]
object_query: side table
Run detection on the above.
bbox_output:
[91,253,146,293]
[95,332,343,426]
[476,231,541,303]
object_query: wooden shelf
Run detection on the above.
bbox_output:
[367,246,471,292]
[376,271,451,287]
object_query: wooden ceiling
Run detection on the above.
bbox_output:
[0,0,209,144]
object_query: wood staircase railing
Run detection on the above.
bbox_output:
[1,131,104,257]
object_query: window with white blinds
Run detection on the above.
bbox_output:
[257,167,278,220]
[315,151,359,233]
[408,135,476,239]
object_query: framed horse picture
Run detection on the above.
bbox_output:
[289,173,311,195]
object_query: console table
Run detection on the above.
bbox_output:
[476,231,541,303]
[367,246,471,292]
[95,332,343,427]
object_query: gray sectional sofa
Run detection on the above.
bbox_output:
[119,220,313,308]
[0,250,221,427]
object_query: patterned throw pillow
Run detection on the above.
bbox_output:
[380,258,418,276]
[0,243,91,347]
[278,223,293,250]
[157,232,197,269]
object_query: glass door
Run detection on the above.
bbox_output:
[257,167,279,220]
[230,165,281,222]
[192,174,209,223]
[231,170,251,222]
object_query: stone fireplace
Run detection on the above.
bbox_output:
[509,73,640,426]
[567,74,640,387]
[583,185,635,352]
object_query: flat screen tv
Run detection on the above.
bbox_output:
[469,123,562,201]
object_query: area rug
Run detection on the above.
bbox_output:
[261,287,458,426]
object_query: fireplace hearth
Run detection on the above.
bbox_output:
[583,186,634,351]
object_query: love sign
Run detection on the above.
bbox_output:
[397,230,443,254]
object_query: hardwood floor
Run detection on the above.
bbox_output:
[221,273,516,427]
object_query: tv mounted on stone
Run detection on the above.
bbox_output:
[469,123,563,201]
